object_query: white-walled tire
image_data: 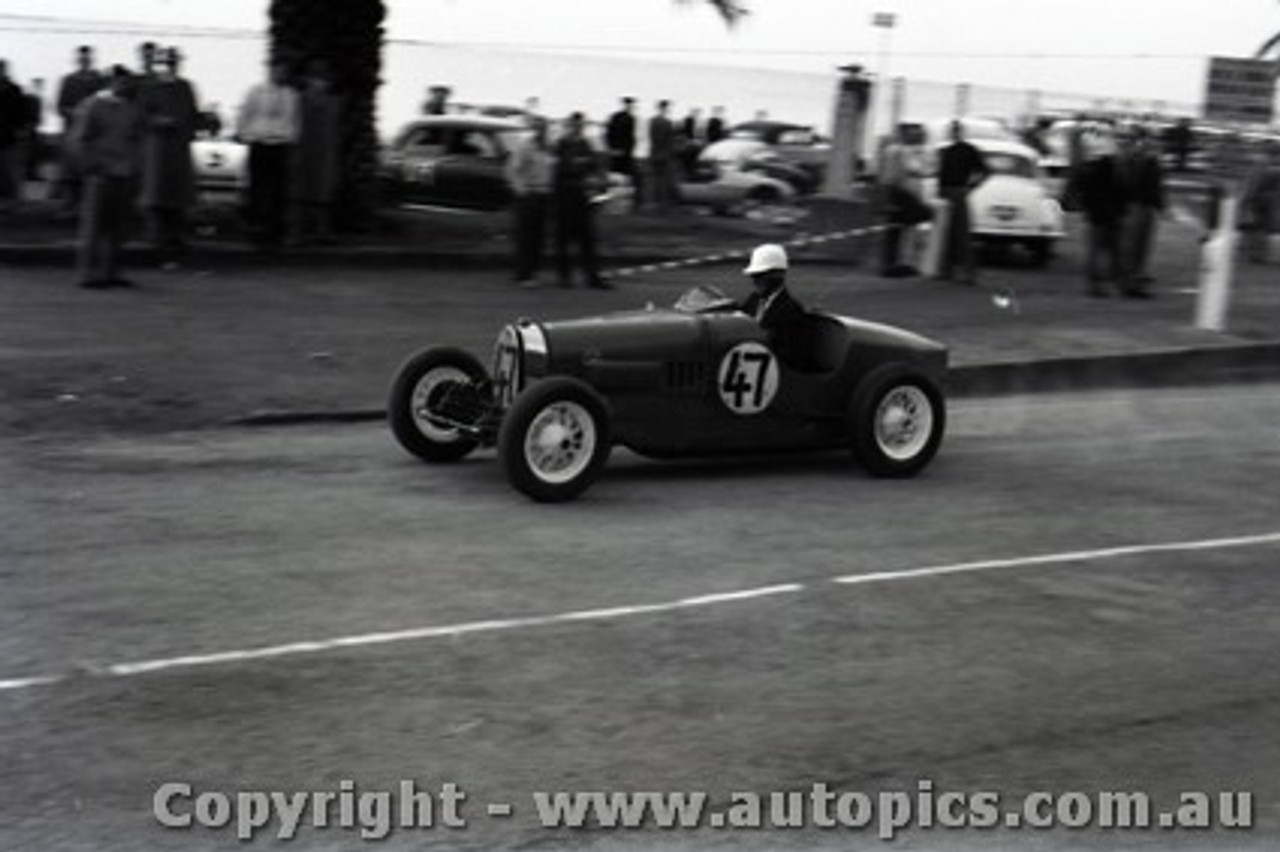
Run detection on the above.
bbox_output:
[850,365,946,477]
[499,378,612,502]
[388,347,488,462]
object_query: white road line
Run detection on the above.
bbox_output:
[2,536,1278,692]
[90,584,806,680]
[832,532,1280,586]
[0,675,62,692]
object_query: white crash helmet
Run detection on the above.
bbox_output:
[743,243,789,275]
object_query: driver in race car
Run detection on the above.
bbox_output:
[740,243,807,364]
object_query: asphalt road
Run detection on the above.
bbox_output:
[3,383,1280,851]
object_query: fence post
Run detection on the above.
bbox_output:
[1195,191,1238,332]
[920,199,950,278]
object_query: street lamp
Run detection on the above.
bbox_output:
[869,11,897,161]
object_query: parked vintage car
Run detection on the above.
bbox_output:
[698,138,820,194]
[378,115,530,211]
[924,137,1067,266]
[379,115,633,213]
[727,120,831,186]
[192,135,248,197]
[677,158,797,215]
[388,286,948,502]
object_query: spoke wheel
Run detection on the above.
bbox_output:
[499,378,612,502]
[873,385,934,463]
[388,347,488,462]
[850,366,946,478]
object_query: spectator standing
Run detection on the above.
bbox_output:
[1241,142,1280,265]
[423,85,450,116]
[290,59,344,245]
[1164,118,1194,173]
[236,59,300,249]
[1062,112,1089,210]
[138,47,199,260]
[1075,129,1128,297]
[679,107,703,178]
[0,60,26,212]
[706,106,727,144]
[604,96,637,193]
[647,99,678,210]
[1116,124,1164,295]
[1020,117,1051,157]
[196,102,223,139]
[135,42,161,107]
[54,46,104,210]
[936,119,989,284]
[70,66,144,289]
[877,124,930,277]
[22,78,46,182]
[553,112,610,289]
[504,115,554,286]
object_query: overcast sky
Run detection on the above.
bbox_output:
[2,0,1277,104]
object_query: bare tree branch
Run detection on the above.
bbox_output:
[677,0,750,26]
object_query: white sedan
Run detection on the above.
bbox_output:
[926,138,1066,266]
[192,136,248,198]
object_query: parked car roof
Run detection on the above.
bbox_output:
[390,115,527,146]
[728,121,825,145]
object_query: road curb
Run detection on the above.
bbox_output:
[226,409,386,427]
[949,341,1280,397]
[222,342,1280,429]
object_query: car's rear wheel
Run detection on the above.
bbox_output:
[499,378,612,502]
[849,365,946,477]
[388,347,488,462]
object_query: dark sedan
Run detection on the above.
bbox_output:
[727,120,831,188]
[378,116,529,211]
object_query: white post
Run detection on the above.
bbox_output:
[890,76,906,132]
[1195,192,1238,332]
[920,199,950,279]
[822,66,870,198]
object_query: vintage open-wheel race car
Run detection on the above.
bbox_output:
[388,286,949,502]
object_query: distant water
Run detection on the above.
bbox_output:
[8,30,1198,139]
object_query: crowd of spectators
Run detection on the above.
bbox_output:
[0,43,349,286]
[4,45,1278,292]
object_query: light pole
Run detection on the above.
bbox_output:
[868,11,897,163]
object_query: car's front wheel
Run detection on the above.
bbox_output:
[498,378,612,502]
[849,365,946,477]
[388,347,489,462]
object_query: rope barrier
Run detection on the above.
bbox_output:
[606,223,891,279]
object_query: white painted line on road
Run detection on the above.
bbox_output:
[100,584,806,678]
[0,675,62,692]
[2,537,1278,693]
[832,532,1280,586]
[676,584,804,607]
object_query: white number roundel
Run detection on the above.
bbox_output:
[717,342,779,415]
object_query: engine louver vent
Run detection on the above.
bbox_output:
[666,361,706,394]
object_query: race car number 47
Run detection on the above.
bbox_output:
[717,342,778,415]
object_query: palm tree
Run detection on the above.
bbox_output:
[268,0,747,227]
[1258,31,1280,62]
[1258,1,1280,65]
